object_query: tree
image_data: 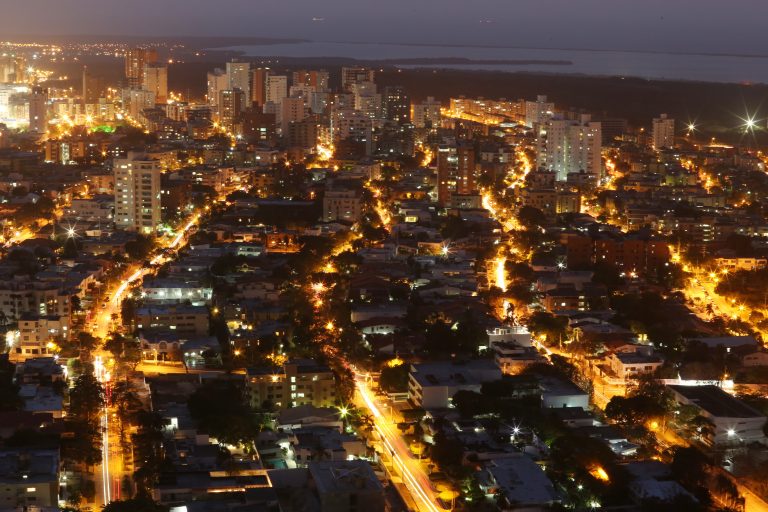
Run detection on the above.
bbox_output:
[61,419,102,467]
[103,496,168,512]
[132,411,167,494]
[187,379,261,446]
[527,311,568,344]
[379,364,409,393]
[125,234,155,261]
[68,371,104,425]
[431,431,464,471]
[0,358,22,411]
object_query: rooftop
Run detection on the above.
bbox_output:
[668,385,764,419]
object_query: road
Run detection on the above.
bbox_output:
[355,373,448,512]
[90,210,204,507]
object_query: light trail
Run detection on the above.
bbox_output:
[356,376,447,512]
[495,256,507,292]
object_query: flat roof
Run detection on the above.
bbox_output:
[669,385,764,419]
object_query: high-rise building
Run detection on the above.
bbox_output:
[351,81,381,119]
[383,86,410,124]
[292,69,330,91]
[524,95,554,128]
[265,75,288,106]
[437,143,476,206]
[142,63,168,104]
[535,114,602,181]
[413,96,442,129]
[341,67,375,92]
[280,96,307,134]
[652,113,675,150]
[206,68,229,107]
[82,66,101,103]
[250,67,270,107]
[28,86,47,133]
[114,153,162,234]
[125,48,158,88]
[226,61,250,109]
[123,88,155,119]
[218,88,245,132]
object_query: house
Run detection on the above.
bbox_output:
[493,342,545,375]
[277,405,343,432]
[288,428,366,466]
[307,460,385,512]
[479,456,559,511]
[605,351,663,380]
[743,351,768,367]
[668,385,767,446]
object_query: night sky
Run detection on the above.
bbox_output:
[2,0,767,55]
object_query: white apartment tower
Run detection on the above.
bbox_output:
[114,153,162,234]
[226,61,250,109]
[524,95,554,128]
[652,113,675,150]
[206,68,229,107]
[265,75,288,106]
[413,96,442,128]
[535,114,602,181]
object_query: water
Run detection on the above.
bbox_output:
[219,41,768,84]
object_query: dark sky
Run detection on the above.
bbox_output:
[3,0,768,54]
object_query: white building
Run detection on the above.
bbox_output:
[226,61,250,109]
[668,385,767,446]
[206,68,228,107]
[323,189,362,223]
[408,360,501,409]
[265,75,288,106]
[141,278,213,306]
[535,114,602,180]
[524,94,554,128]
[652,113,675,150]
[114,153,162,234]
[606,352,663,381]
[412,96,441,129]
[11,315,69,363]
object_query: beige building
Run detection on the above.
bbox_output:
[246,359,336,410]
[323,189,362,223]
[11,314,69,363]
[134,305,210,336]
[114,153,162,234]
[142,63,168,104]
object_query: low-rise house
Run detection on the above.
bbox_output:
[288,427,366,466]
[478,456,559,511]
[605,351,663,380]
[277,405,343,432]
[494,342,545,375]
[308,460,385,512]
